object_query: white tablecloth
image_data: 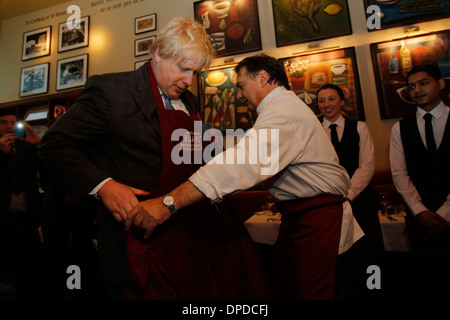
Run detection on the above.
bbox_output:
[378,213,412,252]
[244,211,412,253]
[244,211,281,245]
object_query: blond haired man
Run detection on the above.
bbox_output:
[39,16,268,299]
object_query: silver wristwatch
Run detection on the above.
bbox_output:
[162,194,176,215]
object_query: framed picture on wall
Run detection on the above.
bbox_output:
[198,65,257,133]
[370,30,450,119]
[56,54,88,91]
[22,26,51,61]
[271,0,352,47]
[193,0,262,58]
[135,60,147,70]
[19,63,49,98]
[363,0,450,31]
[279,47,365,120]
[135,35,155,57]
[58,16,89,52]
[135,13,157,34]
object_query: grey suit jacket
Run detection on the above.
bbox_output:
[39,63,198,202]
[38,63,200,288]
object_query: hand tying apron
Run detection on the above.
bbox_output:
[124,63,269,299]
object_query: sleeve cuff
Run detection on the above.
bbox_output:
[89,177,112,199]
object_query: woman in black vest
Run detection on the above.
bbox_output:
[317,83,387,299]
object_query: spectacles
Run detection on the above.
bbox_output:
[0,120,16,126]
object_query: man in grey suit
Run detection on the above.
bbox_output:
[39,16,268,300]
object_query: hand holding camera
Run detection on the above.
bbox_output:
[16,121,41,146]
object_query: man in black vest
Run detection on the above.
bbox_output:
[389,64,450,299]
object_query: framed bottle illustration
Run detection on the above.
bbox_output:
[370,30,450,119]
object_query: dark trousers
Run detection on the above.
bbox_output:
[0,211,45,299]
[334,188,388,299]
[405,211,450,300]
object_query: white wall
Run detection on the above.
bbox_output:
[1,0,449,171]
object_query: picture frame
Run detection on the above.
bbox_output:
[135,13,157,34]
[271,0,352,47]
[56,54,88,91]
[135,59,148,70]
[193,0,262,58]
[25,105,49,122]
[135,36,155,57]
[53,105,66,119]
[363,0,450,31]
[58,16,89,52]
[19,63,49,98]
[370,30,450,119]
[198,65,257,133]
[22,26,51,61]
[279,47,365,120]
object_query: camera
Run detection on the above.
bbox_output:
[14,121,25,139]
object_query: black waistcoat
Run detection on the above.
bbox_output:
[399,113,450,211]
[334,119,360,178]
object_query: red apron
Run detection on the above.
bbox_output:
[124,63,269,299]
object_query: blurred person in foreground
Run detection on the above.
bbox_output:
[0,109,45,299]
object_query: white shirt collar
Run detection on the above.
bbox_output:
[257,86,285,115]
[322,114,345,129]
[417,101,445,120]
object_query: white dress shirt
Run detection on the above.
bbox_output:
[321,115,375,201]
[390,101,450,222]
[190,86,363,253]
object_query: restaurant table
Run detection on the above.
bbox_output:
[244,211,412,253]
[244,211,281,245]
[378,212,412,252]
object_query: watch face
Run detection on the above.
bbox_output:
[163,195,174,206]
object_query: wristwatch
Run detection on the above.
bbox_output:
[162,194,176,216]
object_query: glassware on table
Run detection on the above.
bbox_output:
[393,204,406,217]
[379,192,393,215]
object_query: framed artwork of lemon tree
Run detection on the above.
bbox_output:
[272,0,352,47]
[194,0,262,57]
[279,47,365,120]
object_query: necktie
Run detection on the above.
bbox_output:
[423,113,436,153]
[162,94,174,110]
[329,124,339,149]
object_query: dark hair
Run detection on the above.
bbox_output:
[0,108,16,118]
[235,53,290,90]
[406,64,442,84]
[316,83,345,101]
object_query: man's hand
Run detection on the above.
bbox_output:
[97,179,150,222]
[124,181,206,238]
[0,133,16,154]
[21,121,41,146]
[125,198,172,238]
[416,210,450,235]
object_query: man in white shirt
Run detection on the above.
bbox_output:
[126,54,363,300]
[389,64,450,299]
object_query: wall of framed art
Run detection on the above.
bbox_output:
[0,0,449,171]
